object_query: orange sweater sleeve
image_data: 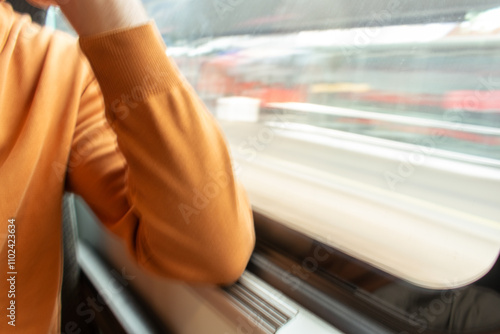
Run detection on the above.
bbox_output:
[69,22,255,284]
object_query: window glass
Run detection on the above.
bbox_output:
[154,0,500,289]
[166,6,500,161]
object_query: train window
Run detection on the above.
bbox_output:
[49,1,500,333]
[155,0,500,287]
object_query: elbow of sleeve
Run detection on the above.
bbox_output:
[216,239,255,285]
[135,183,255,285]
[214,219,256,285]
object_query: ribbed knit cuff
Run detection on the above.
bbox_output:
[79,22,182,105]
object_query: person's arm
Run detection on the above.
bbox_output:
[53,0,255,284]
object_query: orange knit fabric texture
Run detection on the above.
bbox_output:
[0,2,255,332]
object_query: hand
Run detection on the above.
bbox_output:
[29,0,149,37]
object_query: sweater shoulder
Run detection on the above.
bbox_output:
[9,11,94,92]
